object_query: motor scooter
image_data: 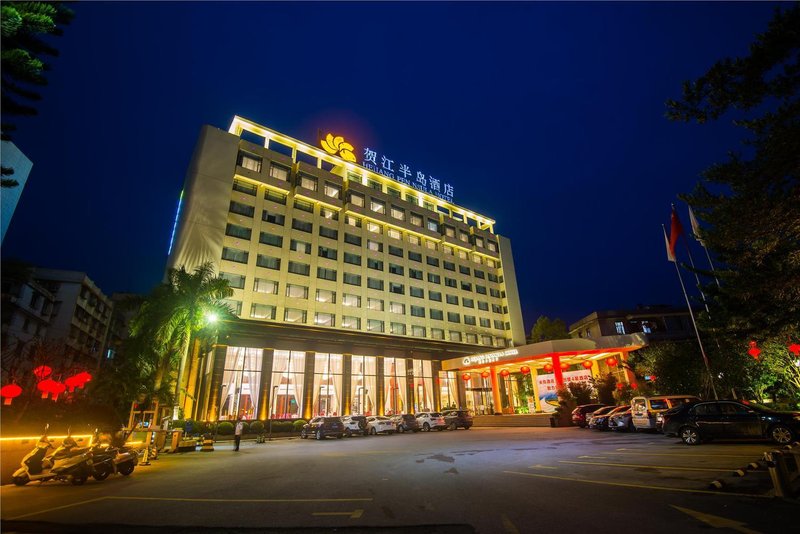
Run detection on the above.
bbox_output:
[89,428,137,480]
[12,427,94,486]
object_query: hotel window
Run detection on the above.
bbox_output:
[411,325,426,338]
[347,172,361,182]
[443,246,454,256]
[368,259,385,271]
[466,333,478,344]
[427,219,439,233]
[366,221,382,234]
[487,241,498,252]
[344,252,361,265]
[262,210,286,225]
[423,200,435,211]
[408,234,420,246]
[406,193,419,205]
[443,261,455,271]
[312,353,343,416]
[409,212,423,227]
[324,182,341,199]
[494,319,504,330]
[222,247,248,264]
[480,318,491,328]
[408,251,422,262]
[446,294,458,305]
[344,273,362,286]
[492,303,502,313]
[250,303,275,319]
[472,254,482,264]
[292,219,312,233]
[222,299,242,315]
[458,231,469,243]
[387,187,400,198]
[233,179,257,196]
[218,347,262,421]
[409,268,422,280]
[370,198,386,214]
[238,152,262,172]
[342,316,361,330]
[290,239,311,254]
[229,201,255,218]
[286,284,308,299]
[287,261,310,276]
[459,265,471,275]
[345,214,362,227]
[368,179,382,192]
[351,355,377,415]
[409,286,424,298]
[367,239,383,252]
[315,312,335,327]
[389,301,405,314]
[342,293,361,307]
[475,236,485,248]
[264,189,287,205]
[412,359,435,413]
[429,290,442,302]
[390,322,406,335]
[490,288,501,298]
[390,205,405,220]
[428,273,441,284]
[344,233,362,246]
[445,277,457,288]
[254,278,278,294]
[389,263,404,276]
[450,331,463,342]
[426,256,440,267]
[349,191,365,207]
[430,309,444,320]
[226,223,252,240]
[463,298,474,308]
[220,272,245,289]
[474,269,485,279]
[269,163,289,181]
[284,308,307,323]
[293,199,314,213]
[389,282,404,295]
[316,289,336,304]
[478,301,489,311]
[388,245,403,257]
[387,228,401,240]
[367,319,384,333]
[464,315,476,326]
[411,305,425,318]
[615,321,626,334]
[367,278,384,290]
[487,259,497,268]
[443,225,455,238]
[461,282,473,291]
[476,285,487,295]
[488,273,499,283]
[431,328,444,339]
[367,298,384,311]
[320,207,339,221]
[259,232,282,247]
[319,226,338,240]
[271,350,305,418]
[298,174,317,191]
[317,267,337,282]
[426,240,437,251]
[318,246,337,260]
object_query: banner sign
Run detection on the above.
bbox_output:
[536,369,593,413]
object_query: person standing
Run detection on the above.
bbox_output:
[234,419,244,451]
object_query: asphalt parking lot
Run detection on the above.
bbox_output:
[2,427,797,533]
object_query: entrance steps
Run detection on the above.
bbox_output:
[473,414,553,428]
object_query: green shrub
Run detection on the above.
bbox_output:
[171,419,185,432]
[217,421,234,435]
[292,419,307,431]
[249,420,264,434]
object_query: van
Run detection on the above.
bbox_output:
[631,395,699,431]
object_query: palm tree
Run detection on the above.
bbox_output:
[129,262,234,416]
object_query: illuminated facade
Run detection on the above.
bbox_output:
[167,117,526,421]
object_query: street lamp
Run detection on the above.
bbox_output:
[269,385,279,441]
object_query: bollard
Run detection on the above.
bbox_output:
[709,480,724,489]
[201,433,214,452]
[764,450,792,498]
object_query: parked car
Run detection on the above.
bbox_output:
[588,405,630,431]
[609,406,634,431]
[662,400,800,446]
[631,395,700,431]
[571,404,608,428]
[391,414,421,433]
[342,415,369,437]
[300,417,344,440]
[585,406,619,430]
[415,412,447,431]
[366,416,395,435]
[443,410,473,430]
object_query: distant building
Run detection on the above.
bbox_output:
[104,292,141,363]
[569,305,695,342]
[1,263,57,368]
[1,141,34,243]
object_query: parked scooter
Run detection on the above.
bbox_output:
[12,427,94,486]
[89,428,137,480]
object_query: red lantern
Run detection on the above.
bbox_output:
[748,341,761,360]
[543,363,553,372]
[787,343,800,357]
[64,375,83,392]
[462,373,471,382]
[631,383,638,390]
[74,371,92,387]
[560,362,569,370]
[1,383,22,405]
[37,378,58,399]
[500,369,510,377]
[606,357,618,367]
[33,365,52,380]
[581,361,593,369]
[616,383,624,390]
[480,371,490,379]
[520,366,531,375]
[51,382,66,401]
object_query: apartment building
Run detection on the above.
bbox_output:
[569,305,696,342]
[167,116,526,422]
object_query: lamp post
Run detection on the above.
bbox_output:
[269,385,278,441]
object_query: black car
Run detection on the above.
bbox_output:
[300,417,345,440]
[662,400,800,445]
[571,404,608,428]
[588,405,630,431]
[442,410,473,430]
[391,414,421,433]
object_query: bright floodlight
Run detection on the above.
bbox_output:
[206,312,219,324]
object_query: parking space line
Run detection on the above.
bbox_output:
[105,496,373,503]
[559,460,731,472]
[312,509,364,519]
[528,464,557,470]
[9,497,110,520]
[502,471,771,498]
[607,451,758,458]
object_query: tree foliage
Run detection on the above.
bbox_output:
[529,315,570,342]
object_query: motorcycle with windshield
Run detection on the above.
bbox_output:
[12,427,94,486]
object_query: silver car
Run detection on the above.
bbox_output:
[415,412,447,431]
[366,416,395,435]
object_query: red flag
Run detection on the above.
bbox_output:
[669,205,684,259]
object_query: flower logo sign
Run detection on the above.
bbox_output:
[320,133,357,163]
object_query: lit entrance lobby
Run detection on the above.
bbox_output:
[440,334,648,423]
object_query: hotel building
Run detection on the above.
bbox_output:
[168,117,642,423]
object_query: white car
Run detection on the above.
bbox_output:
[415,412,447,431]
[366,416,395,435]
[341,415,369,437]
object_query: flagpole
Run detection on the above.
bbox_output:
[663,225,718,400]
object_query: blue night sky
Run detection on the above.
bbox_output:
[2,2,782,330]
